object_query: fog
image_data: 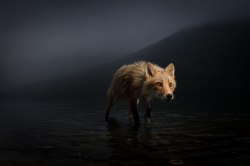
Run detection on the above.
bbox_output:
[1,0,250,90]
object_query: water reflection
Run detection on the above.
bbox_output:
[0,99,250,165]
[105,116,172,165]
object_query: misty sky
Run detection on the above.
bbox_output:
[1,0,250,90]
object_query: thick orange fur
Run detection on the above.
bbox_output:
[105,61,176,125]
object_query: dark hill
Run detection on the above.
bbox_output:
[5,21,250,110]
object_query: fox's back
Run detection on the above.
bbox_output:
[109,61,164,99]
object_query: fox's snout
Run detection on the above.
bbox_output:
[162,93,174,102]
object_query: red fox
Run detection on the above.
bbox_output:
[105,61,176,125]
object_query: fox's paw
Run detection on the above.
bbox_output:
[145,118,151,124]
[130,117,140,126]
[105,115,109,122]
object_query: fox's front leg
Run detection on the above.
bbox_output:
[129,98,140,125]
[129,99,139,119]
[143,97,152,124]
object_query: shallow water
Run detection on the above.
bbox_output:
[0,99,250,166]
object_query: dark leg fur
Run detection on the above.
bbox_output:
[129,109,133,119]
[143,97,152,124]
[129,98,140,125]
[129,99,139,119]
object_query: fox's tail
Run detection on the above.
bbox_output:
[107,87,119,107]
[107,88,111,98]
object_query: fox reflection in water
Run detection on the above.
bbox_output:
[105,111,250,166]
[0,100,250,165]
[105,116,171,165]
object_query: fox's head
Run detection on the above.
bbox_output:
[144,62,176,102]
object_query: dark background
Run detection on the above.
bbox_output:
[1,0,250,111]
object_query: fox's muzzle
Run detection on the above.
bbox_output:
[162,94,174,102]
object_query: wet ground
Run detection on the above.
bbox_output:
[0,98,250,166]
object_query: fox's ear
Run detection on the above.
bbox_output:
[165,63,175,76]
[146,62,158,77]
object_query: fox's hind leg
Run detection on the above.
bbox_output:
[143,97,151,124]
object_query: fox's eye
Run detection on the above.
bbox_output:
[169,83,172,87]
[156,82,162,86]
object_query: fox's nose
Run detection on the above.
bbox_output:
[167,94,173,99]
